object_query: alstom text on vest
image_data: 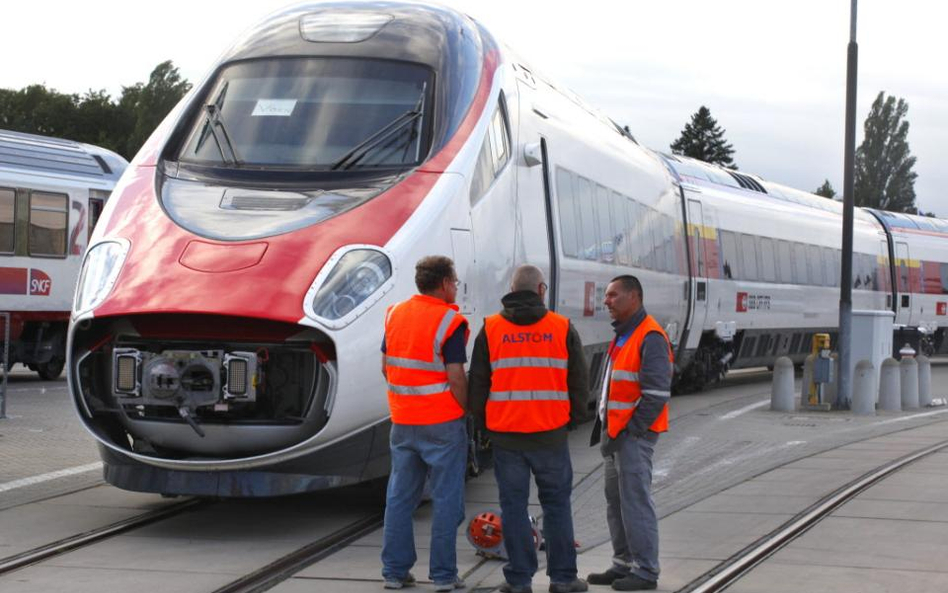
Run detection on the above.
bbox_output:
[501,332,554,344]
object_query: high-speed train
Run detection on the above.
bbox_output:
[1,130,126,379]
[67,1,948,497]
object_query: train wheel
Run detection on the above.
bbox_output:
[36,358,65,380]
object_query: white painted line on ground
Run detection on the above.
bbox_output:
[873,407,948,426]
[0,462,103,494]
[720,399,770,420]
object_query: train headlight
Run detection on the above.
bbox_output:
[305,247,394,328]
[74,240,129,315]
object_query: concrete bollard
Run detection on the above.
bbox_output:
[852,360,876,416]
[900,357,919,410]
[771,357,795,412]
[879,358,901,411]
[917,355,932,407]
[800,353,815,406]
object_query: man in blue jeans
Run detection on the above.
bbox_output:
[381,256,470,591]
[469,265,589,593]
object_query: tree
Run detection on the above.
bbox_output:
[670,106,737,168]
[0,61,191,160]
[814,179,836,199]
[122,61,192,157]
[854,91,917,213]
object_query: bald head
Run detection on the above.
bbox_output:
[511,265,546,294]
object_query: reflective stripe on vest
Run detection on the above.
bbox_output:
[605,314,672,438]
[484,311,571,433]
[384,295,466,425]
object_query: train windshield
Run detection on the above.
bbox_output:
[177,58,433,171]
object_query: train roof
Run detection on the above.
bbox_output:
[865,208,948,235]
[0,129,127,183]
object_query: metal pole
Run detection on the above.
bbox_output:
[1,312,9,419]
[837,0,859,409]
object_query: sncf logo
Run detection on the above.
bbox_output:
[502,332,554,344]
[736,292,749,313]
[30,269,52,296]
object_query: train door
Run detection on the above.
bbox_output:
[687,199,708,336]
[895,241,913,326]
[513,75,558,309]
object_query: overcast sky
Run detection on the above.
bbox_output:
[3,1,945,214]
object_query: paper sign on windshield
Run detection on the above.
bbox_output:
[252,99,297,117]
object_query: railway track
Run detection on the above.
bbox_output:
[0,497,207,576]
[677,437,948,593]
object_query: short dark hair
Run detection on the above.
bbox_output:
[611,274,643,300]
[415,255,456,294]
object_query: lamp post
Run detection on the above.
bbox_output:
[837,0,858,409]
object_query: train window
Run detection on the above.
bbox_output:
[720,230,740,280]
[469,133,496,204]
[28,191,68,257]
[822,247,837,286]
[614,192,631,266]
[0,187,14,254]
[740,234,759,280]
[760,238,777,282]
[791,242,808,284]
[642,207,657,271]
[940,264,948,294]
[663,216,677,273]
[806,245,824,286]
[596,185,615,264]
[626,199,644,268]
[470,99,511,205]
[575,175,598,260]
[176,58,433,170]
[489,99,511,174]
[777,240,792,283]
[555,168,580,258]
[651,212,666,272]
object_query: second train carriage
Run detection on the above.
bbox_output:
[66,1,947,496]
[1,130,126,379]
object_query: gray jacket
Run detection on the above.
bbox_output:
[591,308,672,456]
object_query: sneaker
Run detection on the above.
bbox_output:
[499,583,533,593]
[383,572,417,589]
[611,574,657,591]
[550,578,588,592]
[434,578,466,591]
[586,568,626,586]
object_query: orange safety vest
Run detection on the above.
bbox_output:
[384,294,467,425]
[484,311,571,433]
[606,315,672,438]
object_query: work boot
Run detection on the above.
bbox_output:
[586,568,626,586]
[499,583,533,593]
[549,577,589,592]
[611,574,657,591]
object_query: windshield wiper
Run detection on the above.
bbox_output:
[330,109,423,171]
[199,103,242,166]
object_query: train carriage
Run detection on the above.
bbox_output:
[1,130,126,379]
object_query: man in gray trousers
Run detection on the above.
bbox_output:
[587,275,672,591]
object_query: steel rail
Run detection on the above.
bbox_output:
[0,497,206,576]
[210,511,386,593]
[678,437,948,593]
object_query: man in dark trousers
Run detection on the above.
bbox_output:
[469,264,589,593]
[587,275,672,591]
